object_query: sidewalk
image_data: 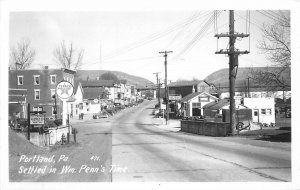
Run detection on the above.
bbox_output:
[151,117,181,132]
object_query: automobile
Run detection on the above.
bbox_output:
[152,109,159,115]
[10,118,28,131]
[93,111,109,119]
[155,109,165,118]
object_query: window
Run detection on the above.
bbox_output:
[192,102,201,108]
[34,89,40,100]
[17,76,23,85]
[51,106,57,115]
[50,75,56,84]
[261,109,266,115]
[199,96,209,102]
[33,106,43,112]
[34,75,40,85]
[50,89,56,99]
[266,109,272,115]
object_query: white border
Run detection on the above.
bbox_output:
[1,0,300,190]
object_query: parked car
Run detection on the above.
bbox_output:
[152,109,159,115]
[155,109,165,118]
[10,118,28,131]
[93,111,109,119]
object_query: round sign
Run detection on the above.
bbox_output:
[56,81,74,99]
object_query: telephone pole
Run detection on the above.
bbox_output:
[215,10,249,135]
[159,50,173,125]
[153,72,161,108]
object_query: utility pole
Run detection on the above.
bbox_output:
[215,10,249,135]
[153,72,161,108]
[99,42,103,70]
[159,51,173,125]
[247,77,250,98]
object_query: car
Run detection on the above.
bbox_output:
[152,109,159,115]
[93,111,109,119]
[155,109,165,118]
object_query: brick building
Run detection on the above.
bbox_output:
[8,67,76,119]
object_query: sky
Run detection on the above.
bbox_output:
[9,10,288,84]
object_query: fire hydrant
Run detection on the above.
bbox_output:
[61,133,66,145]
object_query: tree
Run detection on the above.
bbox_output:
[10,38,36,69]
[99,72,119,82]
[53,41,84,70]
[258,11,290,68]
[251,11,290,93]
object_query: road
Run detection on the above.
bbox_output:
[10,100,291,182]
[111,100,291,182]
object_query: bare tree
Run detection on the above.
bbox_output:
[10,38,36,69]
[251,11,291,93]
[53,41,84,70]
[258,11,290,68]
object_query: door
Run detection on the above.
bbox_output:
[253,109,259,122]
[192,108,201,116]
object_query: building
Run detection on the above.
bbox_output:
[168,80,211,98]
[180,92,218,117]
[243,97,275,125]
[80,80,119,102]
[81,87,108,114]
[9,88,27,119]
[202,99,251,123]
[8,67,76,119]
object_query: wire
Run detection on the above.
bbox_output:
[103,11,211,60]
[165,11,209,49]
[248,11,251,52]
[235,12,262,30]
[173,11,220,59]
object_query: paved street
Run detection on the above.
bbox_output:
[111,101,291,182]
[10,100,291,182]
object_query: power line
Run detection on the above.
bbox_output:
[103,11,211,60]
[165,11,211,49]
[173,11,219,59]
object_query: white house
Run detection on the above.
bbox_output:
[180,92,218,117]
[243,97,275,125]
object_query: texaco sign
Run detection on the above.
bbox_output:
[56,81,74,100]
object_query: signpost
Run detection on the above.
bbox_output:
[30,115,45,125]
[161,104,166,110]
[56,80,74,143]
[56,80,74,125]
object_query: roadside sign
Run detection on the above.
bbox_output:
[234,96,242,100]
[30,115,45,125]
[169,95,182,101]
[56,81,74,100]
[161,104,166,109]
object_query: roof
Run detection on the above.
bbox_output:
[203,99,230,110]
[81,80,115,87]
[181,92,203,102]
[169,80,202,87]
[180,92,217,102]
[82,88,106,100]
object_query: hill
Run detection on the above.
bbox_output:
[75,70,153,87]
[204,67,291,90]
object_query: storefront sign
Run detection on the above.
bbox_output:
[56,81,74,99]
[169,95,182,101]
[30,115,45,125]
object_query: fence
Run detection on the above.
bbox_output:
[181,120,231,137]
